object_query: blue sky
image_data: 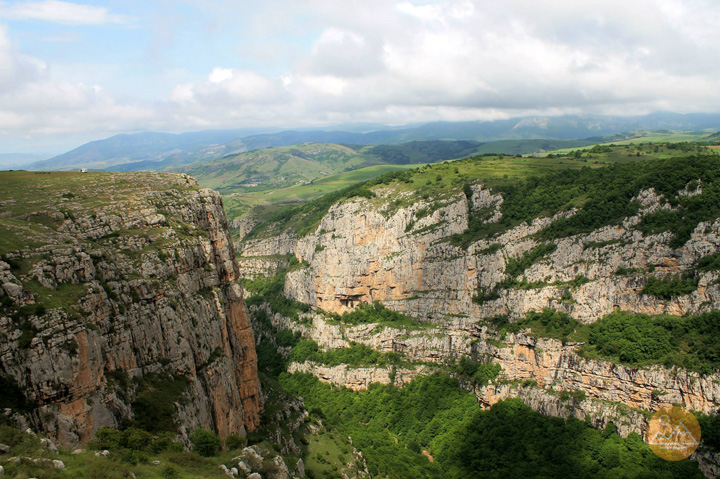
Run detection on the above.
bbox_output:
[1,0,720,155]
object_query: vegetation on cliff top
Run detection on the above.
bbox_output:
[489,309,720,375]
[0,170,199,257]
[242,144,720,247]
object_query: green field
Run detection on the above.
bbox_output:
[545,130,717,156]
[223,163,424,220]
[241,139,720,245]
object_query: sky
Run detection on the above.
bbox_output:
[1,0,720,155]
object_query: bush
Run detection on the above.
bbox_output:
[121,449,148,465]
[330,301,423,328]
[452,357,501,385]
[161,466,180,479]
[95,426,180,453]
[0,375,33,412]
[128,373,188,433]
[472,289,500,304]
[243,269,310,320]
[290,339,404,368]
[504,243,557,278]
[190,429,221,457]
[516,308,579,343]
[225,433,247,450]
[580,310,720,373]
[640,274,699,299]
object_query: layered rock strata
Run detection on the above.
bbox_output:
[0,172,260,446]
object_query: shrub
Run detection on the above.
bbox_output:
[472,288,501,304]
[129,373,188,433]
[504,244,557,278]
[640,274,698,299]
[190,429,221,457]
[161,466,180,479]
[330,301,424,328]
[225,433,247,450]
[516,308,579,343]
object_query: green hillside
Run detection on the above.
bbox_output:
[243,142,719,242]
[176,143,371,191]
[223,163,423,220]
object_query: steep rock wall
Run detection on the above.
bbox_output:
[238,184,720,322]
[269,311,720,414]
[0,172,260,446]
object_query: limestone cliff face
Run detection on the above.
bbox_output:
[262,306,720,475]
[0,172,260,446]
[240,178,720,476]
[239,184,720,322]
[268,311,720,415]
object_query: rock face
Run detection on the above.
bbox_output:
[241,184,720,322]
[240,175,720,475]
[0,172,260,447]
[271,311,720,415]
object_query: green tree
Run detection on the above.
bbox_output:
[190,429,221,457]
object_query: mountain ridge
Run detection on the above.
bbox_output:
[25,112,720,172]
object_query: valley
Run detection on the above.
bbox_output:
[235,140,720,478]
[1,135,720,479]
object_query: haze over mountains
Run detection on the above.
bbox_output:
[22,112,720,172]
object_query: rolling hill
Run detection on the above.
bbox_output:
[27,112,720,172]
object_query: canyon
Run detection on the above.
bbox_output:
[238,161,720,476]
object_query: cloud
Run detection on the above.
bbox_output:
[0,24,152,139]
[4,0,720,153]
[0,1,132,25]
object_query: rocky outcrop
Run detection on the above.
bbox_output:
[239,175,720,476]
[271,311,720,414]
[237,255,291,280]
[267,307,720,476]
[0,172,260,447]
[237,183,720,323]
[288,361,428,390]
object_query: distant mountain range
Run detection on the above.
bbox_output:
[24,112,720,172]
[0,153,50,169]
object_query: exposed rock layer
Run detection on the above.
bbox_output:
[241,185,720,322]
[0,172,260,446]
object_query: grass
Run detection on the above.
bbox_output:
[22,280,88,311]
[304,431,357,479]
[242,153,632,242]
[237,138,720,244]
[545,130,718,155]
[223,163,423,221]
[0,170,199,256]
[181,143,374,191]
[0,425,232,479]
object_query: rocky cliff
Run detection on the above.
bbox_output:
[239,157,720,475]
[243,185,720,322]
[0,171,260,447]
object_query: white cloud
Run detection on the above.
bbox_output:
[396,2,443,21]
[0,1,132,25]
[0,24,152,138]
[208,67,234,84]
[4,0,720,152]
